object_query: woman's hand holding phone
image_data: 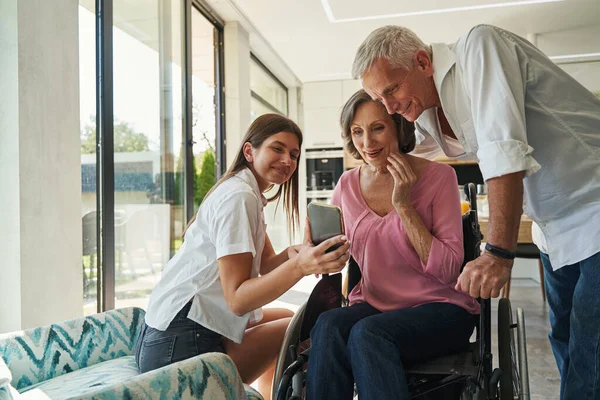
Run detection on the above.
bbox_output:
[293,218,350,277]
[286,244,302,260]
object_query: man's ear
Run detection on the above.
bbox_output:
[243,142,254,162]
[413,50,433,75]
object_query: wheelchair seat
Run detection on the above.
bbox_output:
[406,327,479,377]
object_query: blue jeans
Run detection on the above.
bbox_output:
[135,302,225,373]
[306,302,475,400]
[541,251,600,400]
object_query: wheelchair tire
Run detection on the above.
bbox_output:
[273,303,306,400]
[498,298,515,400]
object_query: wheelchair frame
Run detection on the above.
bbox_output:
[274,183,530,400]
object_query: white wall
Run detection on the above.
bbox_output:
[536,25,600,60]
[0,0,82,333]
[535,25,600,94]
[302,79,363,149]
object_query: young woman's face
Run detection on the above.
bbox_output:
[246,131,300,191]
[350,101,400,169]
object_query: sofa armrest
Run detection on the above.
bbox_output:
[82,352,260,400]
[0,357,12,389]
[0,360,18,400]
[0,307,145,391]
[0,386,19,400]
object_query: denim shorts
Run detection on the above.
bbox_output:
[135,302,226,373]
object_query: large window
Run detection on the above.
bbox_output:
[249,56,292,254]
[250,55,288,119]
[79,0,223,313]
[191,5,221,211]
[79,2,98,313]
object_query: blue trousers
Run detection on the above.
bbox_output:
[135,302,225,373]
[305,302,475,400]
[541,251,600,400]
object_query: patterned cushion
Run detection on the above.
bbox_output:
[0,308,144,390]
[245,385,263,400]
[0,385,18,400]
[23,354,260,400]
[0,307,264,400]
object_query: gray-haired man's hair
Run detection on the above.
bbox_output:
[352,25,431,79]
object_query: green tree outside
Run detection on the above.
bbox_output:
[196,150,215,207]
[173,152,200,206]
[173,149,215,209]
[81,115,150,154]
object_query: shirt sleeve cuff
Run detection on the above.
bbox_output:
[422,237,461,285]
[216,242,256,259]
[477,139,541,180]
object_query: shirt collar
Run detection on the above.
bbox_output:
[235,168,269,207]
[430,42,457,91]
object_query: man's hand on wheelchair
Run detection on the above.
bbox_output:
[455,252,513,299]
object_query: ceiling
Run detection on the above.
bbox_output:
[211,0,600,83]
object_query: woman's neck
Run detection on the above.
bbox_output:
[364,164,391,177]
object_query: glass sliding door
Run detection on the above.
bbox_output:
[79,2,98,313]
[80,0,223,314]
[109,0,186,310]
[190,5,219,211]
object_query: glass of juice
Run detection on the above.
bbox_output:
[459,185,470,214]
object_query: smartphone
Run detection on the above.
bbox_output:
[307,202,344,253]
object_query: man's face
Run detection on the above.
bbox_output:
[361,54,436,123]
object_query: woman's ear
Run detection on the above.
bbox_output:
[243,142,254,163]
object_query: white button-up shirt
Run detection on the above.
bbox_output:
[412,24,600,269]
[145,168,267,343]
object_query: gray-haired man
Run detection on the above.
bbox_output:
[352,24,600,399]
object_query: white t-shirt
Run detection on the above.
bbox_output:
[144,168,267,343]
[413,24,600,269]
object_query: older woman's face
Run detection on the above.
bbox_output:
[350,101,400,168]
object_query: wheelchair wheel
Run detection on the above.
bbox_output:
[498,298,521,400]
[273,303,306,400]
[515,308,530,399]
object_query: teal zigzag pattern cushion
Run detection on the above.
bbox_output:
[245,385,262,400]
[0,307,144,390]
[26,353,261,400]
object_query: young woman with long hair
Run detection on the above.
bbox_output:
[136,114,350,398]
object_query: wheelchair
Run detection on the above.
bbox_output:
[273,183,530,400]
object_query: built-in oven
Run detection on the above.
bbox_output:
[306,189,335,205]
[306,147,344,192]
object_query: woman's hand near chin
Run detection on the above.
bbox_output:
[387,152,417,212]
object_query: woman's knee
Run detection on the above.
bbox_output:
[311,309,349,340]
[347,317,406,361]
[348,318,384,348]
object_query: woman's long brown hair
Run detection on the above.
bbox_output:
[183,113,303,238]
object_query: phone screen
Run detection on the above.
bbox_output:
[307,202,343,252]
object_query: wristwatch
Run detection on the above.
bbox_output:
[485,243,516,260]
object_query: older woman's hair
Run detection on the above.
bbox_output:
[352,25,431,79]
[340,90,416,158]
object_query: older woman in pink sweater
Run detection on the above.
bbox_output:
[306,90,479,400]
